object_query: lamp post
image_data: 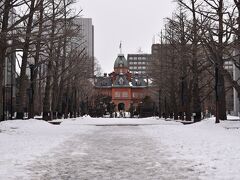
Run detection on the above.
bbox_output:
[158,88,161,118]
[215,64,220,123]
[2,58,6,121]
[2,85,5,121]
[164,96,167,119]
[10,52,14,120]
[28,63,35,119]
[86,96,89,115]
[180,76,184,120]
[139,101,143,118]
[2,40,13,121]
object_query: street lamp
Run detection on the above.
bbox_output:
[28,62,35,119]
[10,52,14,120]
[2,80,5,121]
[158,88,161,118]
[139,101,143,118]
[164,96,167,119]
[2,40,13,121]
[215,63,220,123]
[180,76,185,120]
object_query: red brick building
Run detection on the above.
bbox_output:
[94,54,149,111]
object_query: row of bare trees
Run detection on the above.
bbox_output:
[0,0,96,121]
[150,0,240,123]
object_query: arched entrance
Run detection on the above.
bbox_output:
[118,103,125,111]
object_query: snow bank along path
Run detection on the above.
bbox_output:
[1,117,240,179]
[142,117,240,180]
[0,118,95,179]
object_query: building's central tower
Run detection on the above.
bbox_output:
[114,54,129,74]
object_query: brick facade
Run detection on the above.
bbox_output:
[95,54,149,111]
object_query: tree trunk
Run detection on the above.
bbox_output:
[29,0,44,118]
[192,76,202,121]
[16,0,36,119]
[63,81,70,119]
[0,0,11,121]
[42,60,52,121]
[218,69,227,120]
[217,0,227,120]
[42,0,55,121]
[191,0,202,122]
[51,40,61,119]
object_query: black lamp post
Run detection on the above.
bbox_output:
[180,76,184,120]
[164,96,167,119]
[2,51,6,121]
[10,52,14,120]
[139,101,143,118]
[86,96,89,115]
[158,88,161,118]
[2,86,5,121]
[28,64,35,119]
[2,40,13,121]
[215,64,220,123]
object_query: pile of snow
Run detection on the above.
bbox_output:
[60,116,179,126]
[142,117,240,179]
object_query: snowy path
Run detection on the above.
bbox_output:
[24,125,202,180]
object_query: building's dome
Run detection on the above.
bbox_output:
[114,54,128,68]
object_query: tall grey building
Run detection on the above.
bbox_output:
[74,18,94,77]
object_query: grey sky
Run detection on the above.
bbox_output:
[77,0,176,73]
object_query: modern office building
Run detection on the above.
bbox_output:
[74,18,94,77]
[74,18,94,58]
[127,54,152,75]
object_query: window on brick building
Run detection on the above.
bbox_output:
[115,92,121,98]
[119,77,124,85]
[122,92,128,98]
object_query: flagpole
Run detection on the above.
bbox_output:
[120,41,122,54]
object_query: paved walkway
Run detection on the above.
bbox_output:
[25,125,202,180]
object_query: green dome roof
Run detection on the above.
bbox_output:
[114,54,128,68]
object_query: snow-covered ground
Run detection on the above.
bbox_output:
[142,117,240,179]
[0,116,240,179]
[0,118,96,179]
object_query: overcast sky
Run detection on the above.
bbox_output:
[76,0,176,73]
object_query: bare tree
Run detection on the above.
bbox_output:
[0,0,12,120]
[176,0,235,122]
